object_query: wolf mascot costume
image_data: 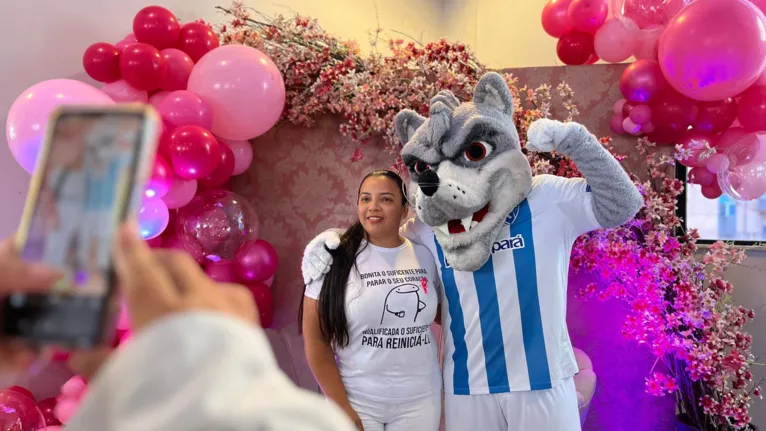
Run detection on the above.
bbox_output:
[302,72,643,431]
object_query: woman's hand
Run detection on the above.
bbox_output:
[342,405,364,431]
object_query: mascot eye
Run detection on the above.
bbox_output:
[414,161,429,174]
[465,141,492,162]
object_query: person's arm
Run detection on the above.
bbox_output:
[302,294,362,429]
[65,312,356,431]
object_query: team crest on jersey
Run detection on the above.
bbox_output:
[504,206,521,226]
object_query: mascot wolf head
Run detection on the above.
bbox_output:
[395,72,532,272]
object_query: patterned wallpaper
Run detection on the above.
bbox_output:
[234,64,677,430]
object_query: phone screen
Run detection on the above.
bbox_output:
[2,110,150,346]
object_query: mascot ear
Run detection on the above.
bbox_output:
[394,109,427,145]
[472,72,515,118]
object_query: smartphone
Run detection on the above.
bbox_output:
[0,105,160,348]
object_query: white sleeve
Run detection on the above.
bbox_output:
[400,216,429,246]
[66,312,355,431]
[304,278,325,300]
[531,174,601,238]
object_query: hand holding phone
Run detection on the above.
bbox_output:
[1,105,159,348]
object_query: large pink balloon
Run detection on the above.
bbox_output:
[158,90,213,129]
[658,0,766,101]
[594,18,638,63]
[162,177,197,209]
[223,139,254,175]
[188,45,285,140]
[101,79,148,103]
[6,79,114,173]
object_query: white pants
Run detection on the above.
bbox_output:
[348,392,441,431]
[444,377,581,431]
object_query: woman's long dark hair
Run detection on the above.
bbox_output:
[299,170,407,348]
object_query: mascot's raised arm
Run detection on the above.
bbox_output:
[302,71,642,431]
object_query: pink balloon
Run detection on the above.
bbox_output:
[687,166,715,186]
[623,117,642,135]
[715,127,748,152]
[610,113,626,134]
[223,139,254,175]
[264,274,275,287]
[629,104,652,124]
[594,18,638,63]
[718,132,766,200]
[567,0,609,33]
[149,90,171,108]
[164,232,206,263]
[138,197,170,240]
[620,60,667,103]
[188,45,286,140]
[658,0,766,101]
[115,33,138,52]
[101,79,149,103]
[736,85,766,132]
[160,48,194,91]
[542,0,574,37]
[633,25,664,60]
[162,177,198,209]
[613,98,627,114]
[701,181,723,199]
[159,90,213,130]
[642,121,656,133]
[706,153,727,174]
[234,239,279,282]
[145,155,173,198]
[205,259,240,283]
[5,79,115,173]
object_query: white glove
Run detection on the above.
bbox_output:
[301,229,343,285]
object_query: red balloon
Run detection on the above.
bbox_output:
[160,48,194,91]
[83,43,121,83]
[737,85,766,132]
[133,6,181,50]
[205,259,239,283]
[199,141,235,188]
[567,0,609,34]
[693,98,737,134]
[620,60,667,103]
[701,180,723,199]
[556,31,595,65]
[37,397,61,426]
[234,239,278,282]
[178,22,220,62]
[145,155,174,199]
[688,166,715,186]
[6,386,35,403]
[246,281,273,328]
[169,125,221,179]
[542,0,573,38]
[649,90,698,140]
[157,123,174,160]
[677,130,715,168]
[715,126,748,152]
[120,43,167,91]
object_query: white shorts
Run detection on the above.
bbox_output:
[444,377,580,431]
[348,392,441,431]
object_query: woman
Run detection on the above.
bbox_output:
[300,170,442,431]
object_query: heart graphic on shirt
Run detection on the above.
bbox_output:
[420,276,429,294]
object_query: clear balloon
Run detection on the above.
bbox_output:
[612,0,690,28]
[6,79,114,173]
[101,79,148,103]
[224,139,254,175]
[176,190,259,260]
[162,177,197,209]
[138,197,170,239]
[188,45,286,140]
[658,0,766,101]
[718,132,766,200]
[0,389,46,431]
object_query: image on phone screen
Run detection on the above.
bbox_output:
[19,112,143,297]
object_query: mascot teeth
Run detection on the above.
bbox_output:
[435,223,450,237]
[460,216,473,232]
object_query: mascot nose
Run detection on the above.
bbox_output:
[418,170,440,197]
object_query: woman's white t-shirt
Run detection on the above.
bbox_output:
[305,239,442,402]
